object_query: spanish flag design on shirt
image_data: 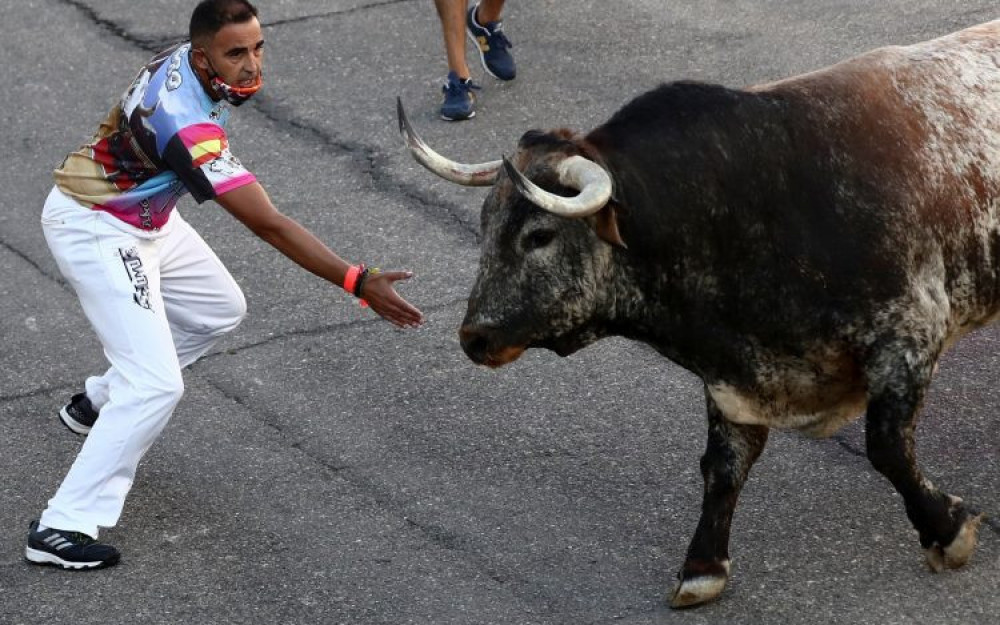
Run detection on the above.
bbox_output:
[53,43,256,231]
[184,124,226,168]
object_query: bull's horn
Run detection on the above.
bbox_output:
[502,155,613,218]
[396,97,500,186]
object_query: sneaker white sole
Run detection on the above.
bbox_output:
[440,110,476,121]
[25,546,109,570]
[58,406,91,435]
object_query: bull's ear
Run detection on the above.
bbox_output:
[591,202,627,249]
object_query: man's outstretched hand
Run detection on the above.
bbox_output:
[360,271,424,329]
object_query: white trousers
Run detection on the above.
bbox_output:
[40,187,246,537]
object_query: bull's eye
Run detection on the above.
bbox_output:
[523,228,556,251]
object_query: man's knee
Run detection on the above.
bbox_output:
[217,286,247,334]
[140,372,185,409]
[201,286,247,337]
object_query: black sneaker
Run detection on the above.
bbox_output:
[25,521,120,570]
[59,392,99,435]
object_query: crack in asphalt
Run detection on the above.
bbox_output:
[263,0,417,29]
[402,517,513,586]
[0,384,75,404]
[249,94,479,242]
[202,376,352,472]
[0,238,66,289]
[57,0,424,51]
[58,0,178,51]
[829,432,867,459]
[202,372,533,599]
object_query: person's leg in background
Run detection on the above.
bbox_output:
[434,0,480,121]
[466,0,515,81]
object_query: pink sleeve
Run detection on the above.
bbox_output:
[175,123,257,198]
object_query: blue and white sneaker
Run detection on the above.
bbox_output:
[466,3,516,81]
[25,521,121,570]
[440,71,480,121]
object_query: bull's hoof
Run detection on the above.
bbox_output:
[668,560,730,609]
[924,512,985,573]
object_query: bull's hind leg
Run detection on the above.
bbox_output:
[864,340,985,572]
[670,392,768,608]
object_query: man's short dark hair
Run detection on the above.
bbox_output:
[190,0,259,45]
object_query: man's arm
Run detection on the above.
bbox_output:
[215,181,424,328]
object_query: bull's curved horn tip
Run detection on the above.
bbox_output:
[396,97,406,133]
[502,155,532,196]
[501,155,520,183]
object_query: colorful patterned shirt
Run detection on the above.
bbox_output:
[54,43,256,230]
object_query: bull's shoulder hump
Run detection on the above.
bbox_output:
[748,19,1000,96]
[746,46,902,95]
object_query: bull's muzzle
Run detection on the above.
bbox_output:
[458,322,526,368]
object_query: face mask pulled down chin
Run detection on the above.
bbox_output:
[210,73,262,106]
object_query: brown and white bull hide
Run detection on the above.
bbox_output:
[400,20,1000,608]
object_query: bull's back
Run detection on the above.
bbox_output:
[758,20,1000,331]
[694,22,1000,434]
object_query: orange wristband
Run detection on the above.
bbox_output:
[343,264,363,295]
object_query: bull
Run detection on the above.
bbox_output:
[398,20,998,607]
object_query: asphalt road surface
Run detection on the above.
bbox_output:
[1,1,998,624]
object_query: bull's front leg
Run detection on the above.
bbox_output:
[670,391,768,609]
[864,342,985,572]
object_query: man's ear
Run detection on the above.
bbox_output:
[590,201,627,249]
[190,46,209,72]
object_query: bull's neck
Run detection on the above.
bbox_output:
[603,247,748,379]
[602,257,681,362]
